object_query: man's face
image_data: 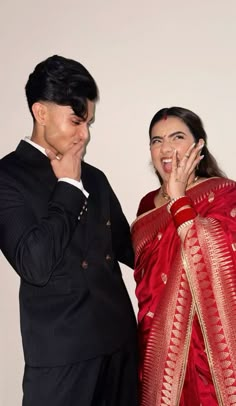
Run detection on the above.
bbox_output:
[36,100,95,156]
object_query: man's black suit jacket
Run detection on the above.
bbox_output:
[0,141,137,367]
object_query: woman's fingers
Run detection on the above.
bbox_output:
[167,140,204,198]
[181,140,204,170]
[188,154,204,175]
[172,149,178,170]
[183,142,196,161]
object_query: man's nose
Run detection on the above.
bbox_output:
[78,124,89,142]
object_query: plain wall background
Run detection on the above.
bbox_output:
[0,1,235,404]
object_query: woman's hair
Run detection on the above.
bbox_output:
[149,106,226,183]
[25,55,99,120]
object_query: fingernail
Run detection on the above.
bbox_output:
[200,155,204,160]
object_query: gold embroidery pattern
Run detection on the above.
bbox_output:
[132,207,169,260]
[183,218,236,405]
[208,191,215,202]
[230,208,236,218]
[161,273,168,284]
[141,255,194,406]
[147,311,154,318]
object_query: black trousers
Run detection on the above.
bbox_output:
[22,341,138,406]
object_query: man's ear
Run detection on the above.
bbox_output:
[31,102,47,126]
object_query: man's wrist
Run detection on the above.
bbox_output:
[58,178,89,198]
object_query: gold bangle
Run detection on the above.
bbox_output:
[177,219,194,236]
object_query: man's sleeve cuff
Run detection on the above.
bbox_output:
[52,181,87,217]
[58,178,89,198]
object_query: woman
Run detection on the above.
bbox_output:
[131,107,236,406]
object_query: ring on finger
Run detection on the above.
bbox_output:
[175,178,186,183]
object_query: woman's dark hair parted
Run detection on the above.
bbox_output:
[149,106,226,183]
[25,55,99,120]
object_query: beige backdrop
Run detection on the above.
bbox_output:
[0,0,235,404]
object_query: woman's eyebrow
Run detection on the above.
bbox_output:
[168,131,186,138]
[151,131,186,140]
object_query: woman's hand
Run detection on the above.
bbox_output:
[166,139,204,199]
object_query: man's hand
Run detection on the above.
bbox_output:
[45,142,84,180]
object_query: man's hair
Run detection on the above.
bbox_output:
[25,55,99,120]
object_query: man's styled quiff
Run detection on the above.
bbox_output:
[25,55,99,120]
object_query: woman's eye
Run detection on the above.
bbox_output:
[150,138,161,145]
[173,134,184,141]
[72,121,82,126]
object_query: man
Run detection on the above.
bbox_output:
[0,55,138,406]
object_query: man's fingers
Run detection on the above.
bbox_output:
[46,143,84,166]
[66,141,85,156]
[45,149,58,161]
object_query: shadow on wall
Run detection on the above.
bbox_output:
[0,254,24,405]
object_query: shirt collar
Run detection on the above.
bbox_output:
[24,136,47,156]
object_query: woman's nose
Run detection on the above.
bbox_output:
[160,138,174,153]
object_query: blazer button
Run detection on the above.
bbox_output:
[106,220,111,226]
[81,260,88,269]
[105,254,112,261]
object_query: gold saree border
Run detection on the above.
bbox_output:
[182,217,236,405]
[141,253,195,406]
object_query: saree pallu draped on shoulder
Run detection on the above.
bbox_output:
[131,178,236,406]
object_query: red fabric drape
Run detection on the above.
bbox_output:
[132,178,236,405]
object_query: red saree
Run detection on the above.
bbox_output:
[131,178,236,406]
